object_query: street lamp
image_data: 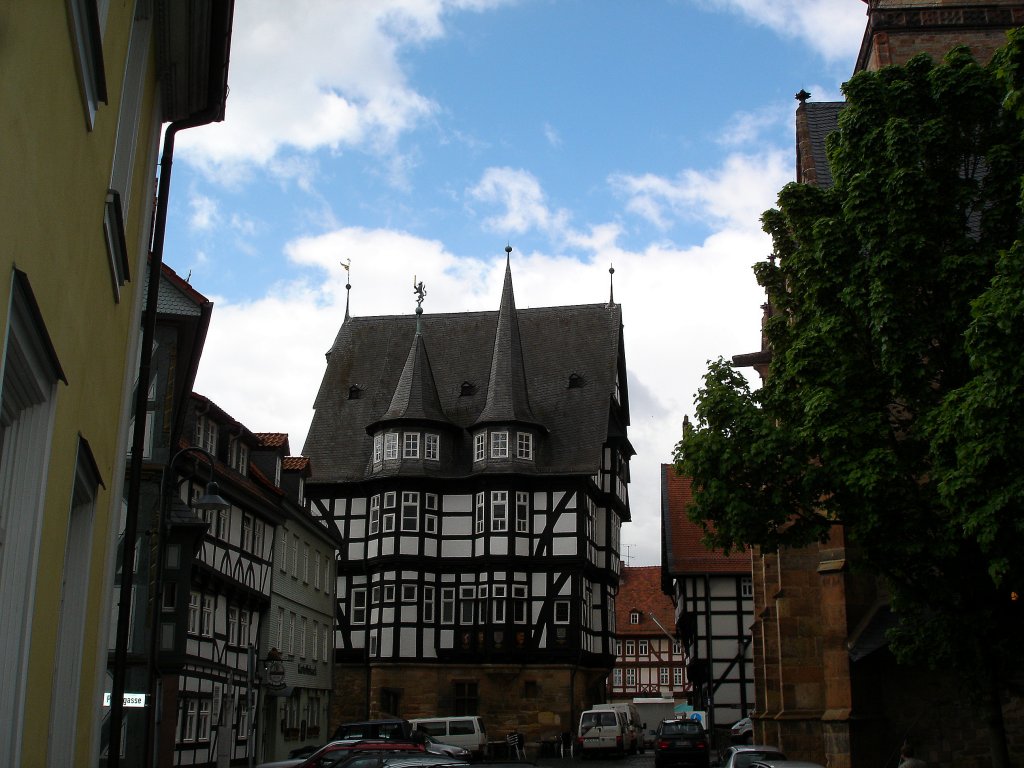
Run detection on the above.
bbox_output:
[145,446,229,767]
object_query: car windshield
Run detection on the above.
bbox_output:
[735,753,785,768]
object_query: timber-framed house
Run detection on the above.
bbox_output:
[303,252,634,741]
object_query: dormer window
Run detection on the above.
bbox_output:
[383,432,399,460]
[490,431,508,458]
[274,458,282,487]
[195,415,218,454]
[373,434,383,464]
[348,384,362,400]
[516,432,533,460]
[460,381,476,397]
[473,432,485,462]
[229,437,249,477]
[629,610,641,624]
[568,373,586,389]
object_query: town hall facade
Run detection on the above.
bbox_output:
[303,252,633,741]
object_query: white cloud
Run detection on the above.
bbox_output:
[467,167,572,237]
[189,194,218,231]
[611,150,791,232]
[696,0,866,63]
[176,0,512,178]
[543,122,562,147]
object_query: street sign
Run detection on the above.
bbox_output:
[103,692,147,708]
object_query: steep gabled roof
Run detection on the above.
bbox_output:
[304,300,625,482]
[473,258,543,430]
[796,99,844,188]
[615,565,677,636]
[661,464,750,576]
[369,330,453,431]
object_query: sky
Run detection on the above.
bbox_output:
[169,0,870,568]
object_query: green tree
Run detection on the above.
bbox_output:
[675,38,1024,768]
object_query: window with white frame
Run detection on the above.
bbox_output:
[491,491,508,532]
[195,415,217,455]
[673,667,683,686]
[383,432,399,460]
[369,495,380,535]
[402,491,419,531]
[198,699,211,741]
[613,668,623,687]
[554,600,570,624]
[474,492,485,534]
[188,592,200,634]
[672,640,682,655]
[474,432,485,461]
[241,514,252,552]
[201,595,214,637]
[182,699,197,742]
[239,610,248,646]
[403,432,419,458]
[303,542,310,583]
[383,506,396,533]
[372,585,381,604]
[229,437,248,476]
[492,585,507,623]
[441,588,455,624]
[490,431,508,458]
[238,699,248,739]
[516,432,533,460]
[615,640,622,657]
[424,586,435,622]
[352,589,367,624]
[459,586,475,624]
[630,610,640,624]
[279,529,288,572]
[253,519,264,559]
[373,433,383,464]
[277,607,284,650]
[425,513,437,534]
[291,534,299,576]
[312,621,320,660]
[300,616,307,658]
[314,551,321,590]
[660,667,670,686]
[402,584,417,602]
[515,492,529,532]
[639,639,649,656]
[384,584,396,603]
[625,640,635,656]
[323,627,330,662]
[625,668,636,687]
[513,585,528,623]
[741,575,753,598]
[288,613,295,654]
[228,607,238,646]
[425,433,439,460]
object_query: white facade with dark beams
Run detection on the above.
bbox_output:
[304,253,634,742]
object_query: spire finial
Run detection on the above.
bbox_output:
[795,89,811,103]
[341,259,352,321]
[608,263,615,306]
[505,243,512,265]
[413,275,427,334]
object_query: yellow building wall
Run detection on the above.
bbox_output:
[0,1,162,765]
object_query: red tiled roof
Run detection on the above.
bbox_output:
[283,456,311,473]
[615,565,676,636]
[662,463,750,576]
[254,432,289,450]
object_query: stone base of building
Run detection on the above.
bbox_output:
[330,661,610,748]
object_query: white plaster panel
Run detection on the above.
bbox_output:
[553,514,576,533]
[442,539,473,558]
[424,539,438,557]
[350,519,366,538]
[400,537,419,555]
[400,626,417,655]
[445,516,472,535]
[350,497,366,515]
[490,538,508,556]
[445,494,472,513]
[553,538,577,556]
[382,538,395,556]
[533,492,547,511]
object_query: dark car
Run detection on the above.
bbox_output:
[296,740,426,768]
[654,719,710,768]
[332,720,414,742]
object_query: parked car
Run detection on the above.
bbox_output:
[280,739,425,768]
[748,762,825,768]
[332,720,414,742]
[730,718,753,743]
[333,754,468,768]
[410,716,488,759]
[420,734,471,761]
[715,745,786,768]
[577,708,629,757]
[653,719,710,768]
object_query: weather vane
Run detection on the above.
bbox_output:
[413,275,427,310]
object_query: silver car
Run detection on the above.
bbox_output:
[717,745,786,768]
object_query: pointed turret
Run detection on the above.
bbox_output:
[373,331,450,427]
[473,248,544,431]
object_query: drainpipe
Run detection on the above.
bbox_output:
[110,108,224,768]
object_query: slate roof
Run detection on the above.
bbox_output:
[304,297,626,483]
[797,101,845,188]
[661,464,750,576]
[615,565,677,636]
[372,332,453,430]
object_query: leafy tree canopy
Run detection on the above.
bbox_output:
[675,37,1024,709]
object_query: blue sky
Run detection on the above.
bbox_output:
[169,0,869,567]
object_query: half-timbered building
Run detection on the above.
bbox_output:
[303,253,633,743]
[168,394,285,767]
[661,465,754,734]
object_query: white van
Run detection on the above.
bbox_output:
[410,716,487,760]
[594,702,645,754]
[577,708,629,757]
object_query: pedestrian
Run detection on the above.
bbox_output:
[899,743,926,768]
